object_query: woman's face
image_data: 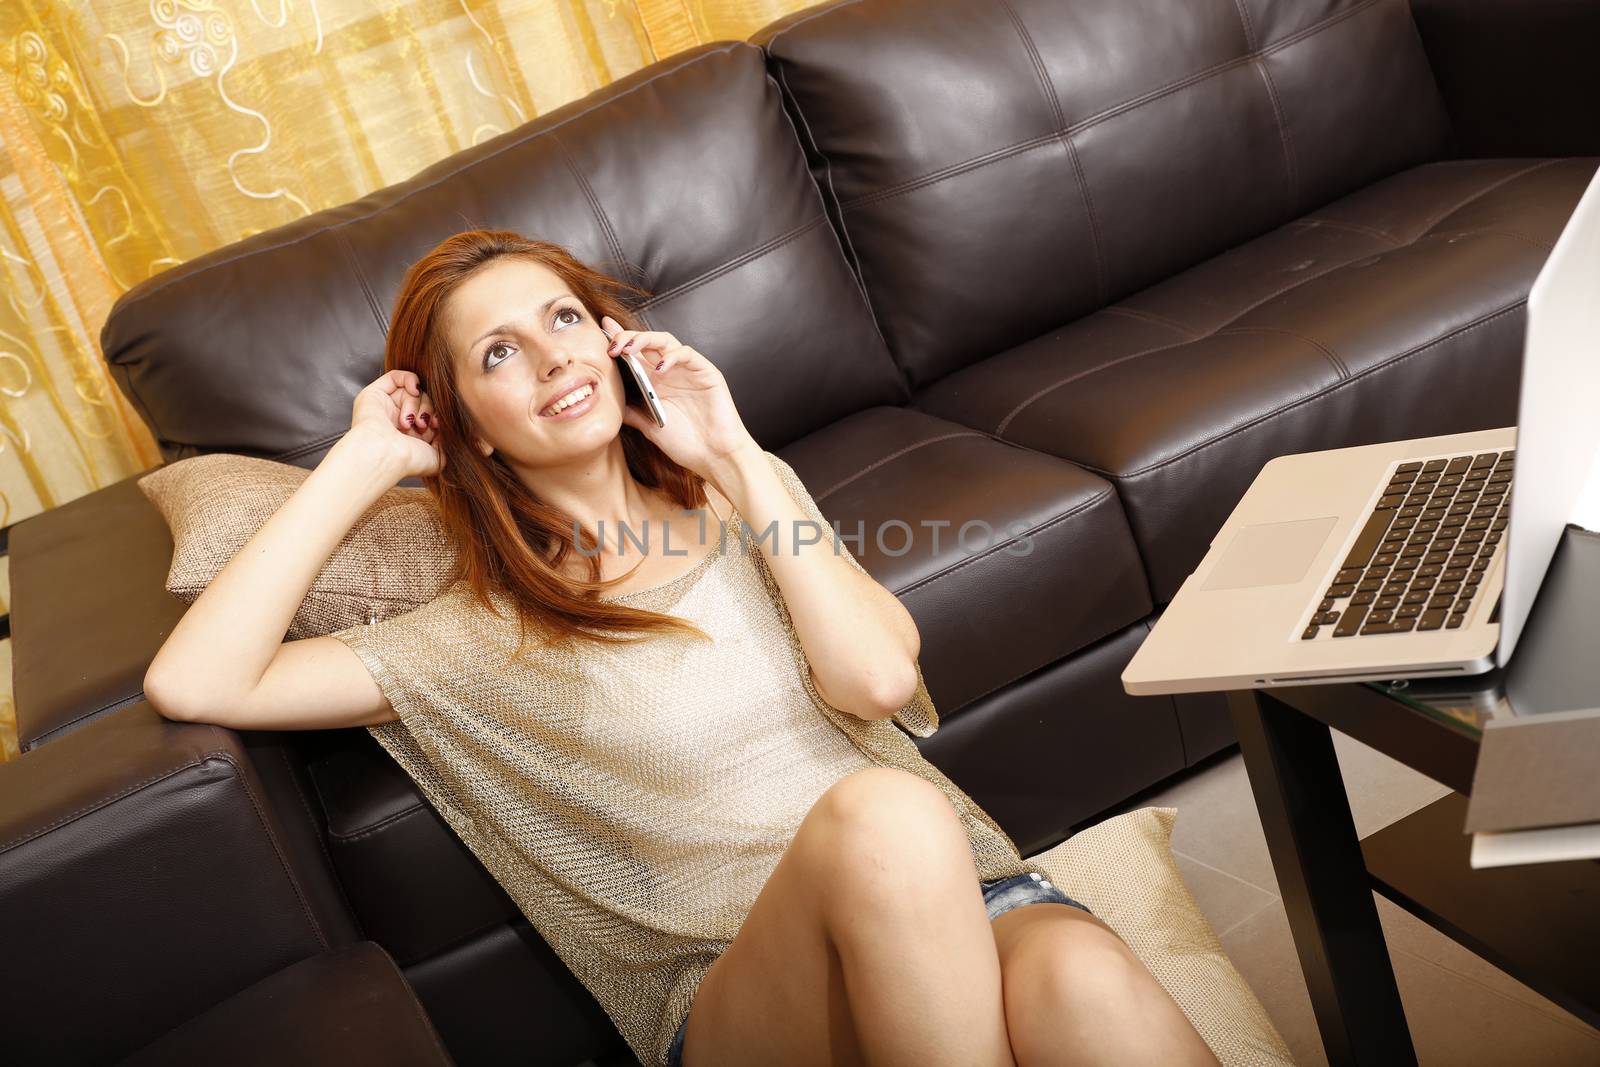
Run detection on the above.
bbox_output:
[444,257,627,466]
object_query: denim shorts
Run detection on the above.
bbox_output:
[665,872,1090,1066]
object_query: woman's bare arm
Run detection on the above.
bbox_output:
[707,443,921,722]
[594,318,918,721]
[144,370,441,728]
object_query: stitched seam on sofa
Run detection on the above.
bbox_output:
[1060,133,1110,307]
[334,228,389,335]
[1297,216,1401,245]
[1251,61,1298,219]
[1437,228,1558,252]
[996,0,1109,307]
[106,43,745,320]
[1101,305,1200,339]
[760,0,869,54]
[274,744,364,927]
[838,0,1388,213]
[30,691,148,748]
[1221,324,1349,380]
[1072,299,1529,482]
[773,61,892,359]
[1306,158,1568,247]
[634,215,828,310]
[1411,158,1570,239]
[553,131,640,290]
[1232,0,1258,50]
[200,731,332,949]
[812,431,988,503]
[0,757,216,854]
[991,157,1551,438]
[1230,0,1298,218]
[329,802,431,844]
[1295,163,1567,250]
[897,486,1115,599]
[993,242,1386,435]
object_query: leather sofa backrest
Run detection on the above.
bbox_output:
[755,0,1454,389]
[100,42,906,468]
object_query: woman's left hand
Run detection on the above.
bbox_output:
[600,315,758,480]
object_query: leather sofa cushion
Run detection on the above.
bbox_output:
[775,406,1152,715]
[117,942,455,1066]
[100,42,904,469]
[915,157,1599,601]
[756,0,1451,389]
[308,732,520,966]
[10,473,181,750]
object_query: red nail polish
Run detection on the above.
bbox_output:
[406,414,415,424]
[656,360,665,371]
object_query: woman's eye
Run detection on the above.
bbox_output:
[483,307,583,370]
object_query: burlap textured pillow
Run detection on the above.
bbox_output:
[1025,807,1296,1067]
[137,453,459,640]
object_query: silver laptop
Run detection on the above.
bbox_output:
[1123,163,1600,695]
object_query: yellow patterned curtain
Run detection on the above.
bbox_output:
[0,0,815,760]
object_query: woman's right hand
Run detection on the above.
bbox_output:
[346,369,444,480]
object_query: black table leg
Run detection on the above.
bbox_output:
[1227,689,1416,1067]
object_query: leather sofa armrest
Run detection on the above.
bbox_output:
[1410,0,1600,157]
[0,702,337,1065]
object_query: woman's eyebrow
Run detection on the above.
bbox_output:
[469,293,577,351]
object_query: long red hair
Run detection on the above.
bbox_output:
[385,229,714,658]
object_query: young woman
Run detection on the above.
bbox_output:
[144,230,1220,1067]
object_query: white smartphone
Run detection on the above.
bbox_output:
[620,350,667,428]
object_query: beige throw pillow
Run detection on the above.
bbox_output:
[1026,807,1296,1066]
[137,454,458,640]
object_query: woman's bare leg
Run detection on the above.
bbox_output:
[991,903,1221,1067]
[680,767,1017,1067]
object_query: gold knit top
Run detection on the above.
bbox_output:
[328,450,1037,1067]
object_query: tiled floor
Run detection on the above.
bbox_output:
[1109,732,1600,1066]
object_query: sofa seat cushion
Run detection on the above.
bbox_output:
[914,157,1599,600]
[10,472,184,750]
[118,942,455,1067]
[776,406,1151,716]
[307,732,520,966]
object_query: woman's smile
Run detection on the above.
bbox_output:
[538,375,601,420]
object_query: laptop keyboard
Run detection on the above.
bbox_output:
[1302,449,1513,639]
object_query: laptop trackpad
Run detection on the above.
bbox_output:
[1201,516,1341,591]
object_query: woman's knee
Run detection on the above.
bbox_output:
[799,768,975,903]
[1004,916,1149,1016]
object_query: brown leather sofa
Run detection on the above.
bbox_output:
[5,1,1597,1064]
